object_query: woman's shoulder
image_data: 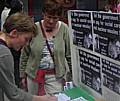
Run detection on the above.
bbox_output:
[59,21,69,29]
[0,45,11,57]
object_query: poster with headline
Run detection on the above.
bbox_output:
[93,12,120,61]
[79,49,102,94]
[70,11,93,50]
[102,59,120,95]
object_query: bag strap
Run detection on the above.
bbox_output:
[39,21,54,62]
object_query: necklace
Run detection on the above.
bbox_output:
[42,21,59,38]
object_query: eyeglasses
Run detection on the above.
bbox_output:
[44,14,59,21]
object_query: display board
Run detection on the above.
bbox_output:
[68,10,120,101]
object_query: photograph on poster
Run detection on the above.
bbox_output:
[81,69,86,83]
[103,74,107,86]
[83,33,93,50]
[114,80,120,94]
[93,34,100,52]
[92,76,101,92]
[108,40,120,60]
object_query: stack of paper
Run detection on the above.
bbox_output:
[71,97,88,101]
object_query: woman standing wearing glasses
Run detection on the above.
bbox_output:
[20,1,72,96]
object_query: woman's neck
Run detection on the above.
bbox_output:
[42,20,59,38]
[0,32,9,46]
[0,32,6,41]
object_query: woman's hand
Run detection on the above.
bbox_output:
[20,77,28,91]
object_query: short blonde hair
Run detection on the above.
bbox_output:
[3,12,37,36]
